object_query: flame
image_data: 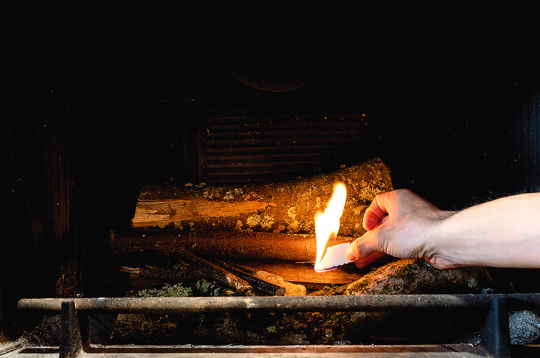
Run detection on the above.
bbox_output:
[314,182,347,272]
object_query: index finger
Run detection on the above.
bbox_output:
[363,192,391,231]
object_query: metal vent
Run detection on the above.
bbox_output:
[200,108,369,184]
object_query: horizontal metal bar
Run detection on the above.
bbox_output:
[206,137,361,147]
[205,114,367,126]
[79,343,489,357]
[205,145,350,154]
[17,294,540,314]
[208,130,365,140]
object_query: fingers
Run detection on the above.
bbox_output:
[363,210,382,231]
[354,252,386,269]
[363,192,391,231]
[346,232,379,261]
[346,233,386,269]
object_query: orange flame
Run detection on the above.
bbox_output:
[314,182,347,272]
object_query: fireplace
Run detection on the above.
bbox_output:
[3,3,540,357]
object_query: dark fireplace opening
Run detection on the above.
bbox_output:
[3,2,540,355]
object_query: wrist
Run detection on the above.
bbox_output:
[423,210,461,269]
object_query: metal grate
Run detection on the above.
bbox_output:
[14,293,540,357]
[201,108,369,184]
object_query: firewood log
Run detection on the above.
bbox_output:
[131,157,392,238]
[314,258,491,296]
[109,230,351,262]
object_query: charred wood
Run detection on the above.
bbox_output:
[120,266,200,282]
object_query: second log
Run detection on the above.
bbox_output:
[109,230,353,262]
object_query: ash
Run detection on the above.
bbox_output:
[509,310,540,345]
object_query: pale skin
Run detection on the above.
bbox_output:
[345,189,540,269]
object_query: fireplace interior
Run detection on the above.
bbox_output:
[3,3,540,357]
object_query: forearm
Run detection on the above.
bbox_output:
[426,193,540,269]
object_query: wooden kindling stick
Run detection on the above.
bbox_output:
[213,259,286,296]
[178,248,254,295]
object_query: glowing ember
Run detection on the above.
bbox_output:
[314,182,350,272]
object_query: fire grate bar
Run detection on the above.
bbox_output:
[14,294,540,358]
[16,293,540,313]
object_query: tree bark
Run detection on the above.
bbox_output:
[131,158,392,238]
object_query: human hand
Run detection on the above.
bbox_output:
[345,189,451,269]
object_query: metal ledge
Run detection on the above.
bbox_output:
[10,344,490,358]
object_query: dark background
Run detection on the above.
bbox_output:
[2,2,540,333]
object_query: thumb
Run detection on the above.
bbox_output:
[346,232,380,261]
